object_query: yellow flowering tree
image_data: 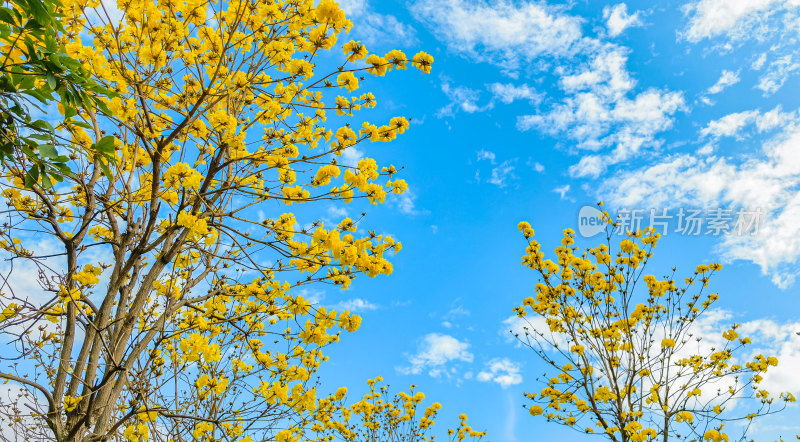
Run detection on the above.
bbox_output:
[512,213,795,442]
[303,377,486,442]
[0,0,445,440]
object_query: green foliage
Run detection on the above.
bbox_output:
[0,0,115,187]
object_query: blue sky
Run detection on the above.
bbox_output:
[311,0,800,440]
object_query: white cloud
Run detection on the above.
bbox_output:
[528,159,545,173]
[437,80,490,118]
[439,81,543,117]
[477,149,496,164]
[0,383,44,439]
[700,106,796,139]
[414,1,680,180]
[488,160,516,188]
[400,333,474,377]
[681,0,785,42]
[446,305,470,318]
[698,70,740,106]
[410,0,582,70]
[338,0,418,47]
[752,53,768,70]
[700,110,760,139]
[707,70,741,95]
[83,0,124,28]
[518,46,685,178]
[487,83,542,104]
[334,298,379,312]
[340,146,364,167]
[502,315,529,345]
[440,81,543,117]
[553,184,570,200]
[681,0,800,106]
[477,358,523,388]
[393,186,420,215]
[599,109,800,286]
[603,3,643,37]
[327,205,349,219]
[441,305,470,328]
[295,288,326,304]
[558,46,634,96]
[757,55,800,95]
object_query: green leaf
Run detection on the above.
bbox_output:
[54,162,71,174]
[38,143,57,158]
[46,71,56,89]
[44,33,57,53]
[94,135,116,155]
[23,164,39,188]
[23,39,40,63]
[0,8,15,25]
[21,88,51,104]
[29,119,53,131]
[26,0,50,26]
[39,170,53,188]
[16,73,35,91]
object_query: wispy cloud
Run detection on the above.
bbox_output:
[410,0,582,72]
[603,3,643,37]
[339,0,418,47]
[707,69,741,95]
[437,79,490,118]
[518,46,685,178]
[475,151,518,188]
[477,358,523,388]
[399,333,474,378]
[757,55,800,96]
[333,298,380,312]
[392,186,421,215]
[487,83,542,105]
[477,149,497,164]
[438,80,542,117]
[553,184,571,200]
[681,0,785,43]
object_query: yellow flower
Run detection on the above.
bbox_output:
[412,51,434,73]
[336,71,359,92]
[675,411,693,423]
[703,429,729,442]
[64,395,82,412]
[619,239,635,253]
[365,54,388,76]
[343,40,368,61]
